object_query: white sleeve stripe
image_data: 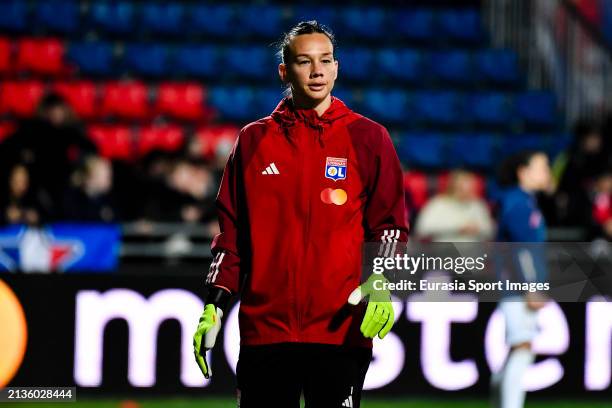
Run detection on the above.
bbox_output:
[210,251,225,283]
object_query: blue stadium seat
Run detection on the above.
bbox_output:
[500,134,551,155]
[68,41,114,76]
[0,0,27,32]
[331,88,357,110]
[123,44,169,78]
[224,46,274,79]
[475,49,520,84]
[394,9,435,42]
[361,89,408,123]
[236,5,283,38]
[337,7,385,39]
[429,50,473,84]
[336,48,374,80]
[413,91,462,125]
[187,5,235,37]
[378,49,422,82]
[208,87,257,121]
[515,91,556,127]
[438,9,484,44]
[35,0,80,34]
[398,133,446,168]
[468,92,512,125]
[175,45,220,78]
[141,3,184,36]
[291,7,336,29]
[90,1,135,35]
[449,133,495,169]
[255,88,284,118]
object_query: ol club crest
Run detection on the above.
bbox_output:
[325,157,347,181]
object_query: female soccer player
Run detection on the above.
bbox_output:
[492,150,551,408]
[193,21,408,407]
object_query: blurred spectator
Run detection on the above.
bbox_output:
[0,164,48,225]
[0,93,97,218]
[553,119,609,225]
[62,156,118,222]
[414,170,494,242]
[590,168,612,240]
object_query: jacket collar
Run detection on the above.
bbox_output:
[271,96,351,130]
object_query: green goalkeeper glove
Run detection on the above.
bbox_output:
[348,273,394,339]
[193,304,223,379]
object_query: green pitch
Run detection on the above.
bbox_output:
[2,398,610,408]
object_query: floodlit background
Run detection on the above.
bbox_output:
[0,0,611,407]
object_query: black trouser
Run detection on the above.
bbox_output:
[236,343,372,408]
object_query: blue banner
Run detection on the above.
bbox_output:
[0,224,120,273]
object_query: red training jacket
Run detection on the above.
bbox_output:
[206,96,409,347]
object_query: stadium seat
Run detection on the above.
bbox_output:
[291,6,336,29]
[438,9,484,44]
[89,1,135,35]
[403,170,429,210]
[53,81,98,120]
[475,49,520,84]
[361,89,408,123]
[337,7,386,39]
[413,92,462,125]
[394,9,435,42]
[336,48,374,81]
[0,37,12,73]
[16,38,67,76]
[515,91,557,127]
[398,133,447,168]
[448,133,496,169]
[137,125,185,156]
[155,82,207,121]
[330,88,356,111]
[255,88,284,118]
[377,48,422,82]
[123,44,169,78]
[468,92,512,126]
[0,122,16,143]
[236,5,283,38]
[0,81,46,117]
[500,134,552,157]
[88,125,133,160]
[224,46,274,79]
[100,81,149,120]
[140,3,184,36]
[35,0,80,34]
[67,41,114,76]
[0,0,27,32]
[429,50,473,84]
[194,125,239,160]
[175,45,220,78]
[187,5,235,37]
[208,86,257,121]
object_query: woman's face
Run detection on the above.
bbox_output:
[279,33,338,107]
[519,153,551,192]
[9,166,29,198]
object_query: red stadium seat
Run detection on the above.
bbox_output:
[194,124,239,160]
[0,80,46,117]
[403,170,429,210]
[0,37,12,73]
[137,124,185,156]
[16,38,66,75]
[100,81,149,120]
[0,121,16,143]
[156,82,208,121]
[53,81,98,119]
[88,125,133,160]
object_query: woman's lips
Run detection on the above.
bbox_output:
[308,84,326,91]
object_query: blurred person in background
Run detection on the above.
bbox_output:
[491,150,551,408]
[62,156,118,222]
[414,170,494,242]
[0,93,97,219]
[553,119,609,226]
[589,167,612,240]
[0,164,47,225]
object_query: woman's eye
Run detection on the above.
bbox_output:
[298,60,310,65]
[322,59,332,63]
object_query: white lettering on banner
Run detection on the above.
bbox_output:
[74,289,207,387]
[484,301,569,391]
[364,297,405,390]
[585,298,612,390]
[407,299,479,390]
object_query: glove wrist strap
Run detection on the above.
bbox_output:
[206,285,232,313]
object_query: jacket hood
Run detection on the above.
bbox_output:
[271,96,352,130]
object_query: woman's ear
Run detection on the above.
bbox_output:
[278,63,287,83]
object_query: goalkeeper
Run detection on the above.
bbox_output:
[193,20,408,408]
